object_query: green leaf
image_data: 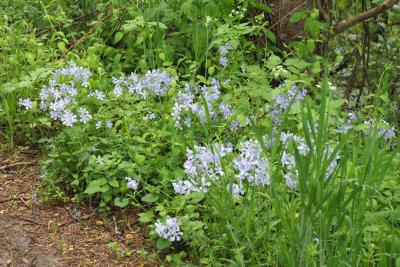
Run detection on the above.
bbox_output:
[159,53,166,61]
[208,66,215,76]
[141,193,159,203]
[266,30,276,43]
[114,32,124,44]
[71,179,79,186]
[336,55,344,64]
[290,12,307,23]
[135,154,146,166]
[250,0,273,13]
[156,238,172,250]
[109,179,119,188]
[305,19,320,37]
[84,178,108,194]
[354,123,369,131]
[205,1,219,17]
[377,121,391,130]
[114,197,129,208]
[57,42,66,52]
[133,136,147,143]
[237,114,247,126]
[180,0,197,21]
[138,211,153,222]
[190,191,205,203]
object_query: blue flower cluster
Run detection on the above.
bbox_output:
[219,41,233,67]
[155,216,183,241]
[112,69,177,99]
[267,84,307,125]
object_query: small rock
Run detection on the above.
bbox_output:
[6,259,11,266]
[22,259,28,264]
[95,220,103,225]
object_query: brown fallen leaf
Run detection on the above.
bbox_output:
[125,234,133,240]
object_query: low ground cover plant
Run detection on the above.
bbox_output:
[16,59,399,265]
[2,0,400,265]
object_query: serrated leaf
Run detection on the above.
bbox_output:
[377,121,391,130]
[141,193,159,203]
[205,1,219,17]
[114,32,124,44]
[135,154,146,166]
[329,99,346,109]
[114,197,129,208]
[156,238,172,249]
[133,136,147,143]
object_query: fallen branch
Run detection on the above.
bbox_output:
[333,0,398,35]
[55,7,126,66]
[58,207,99,227]
[0,161,37,171]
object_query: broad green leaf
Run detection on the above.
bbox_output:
[138,211,153,222]
[141,193,159,203]
[57,42,66,52]
[290,12,307,23]
[114,197,129,208]
[237,114,247,126]
[114,32,124,44]
[109,179,119,188]
[190,192,205,203]
[156,238,172,250]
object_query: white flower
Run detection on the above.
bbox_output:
[125,177,138,190]
[61,110,77,127]
[78,107,92,124]
[113,85,123,97]
[106,120,113,128]
[19,98,33,110]
[95,121,102,129]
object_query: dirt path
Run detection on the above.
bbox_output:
[0,145,160,266]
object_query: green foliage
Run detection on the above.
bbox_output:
[1,0,399,266]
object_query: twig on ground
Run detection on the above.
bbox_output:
[10,215,43,225]
[113,215,121,235]
[27,254,39,267]
[0,161,37,171]
[58,207,98,227]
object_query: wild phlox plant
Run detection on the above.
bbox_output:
[155,216,183,241]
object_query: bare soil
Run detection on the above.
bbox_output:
[0,144,160,267]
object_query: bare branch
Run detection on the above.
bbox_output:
[333,0,398,35]
[316,0,330,24]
